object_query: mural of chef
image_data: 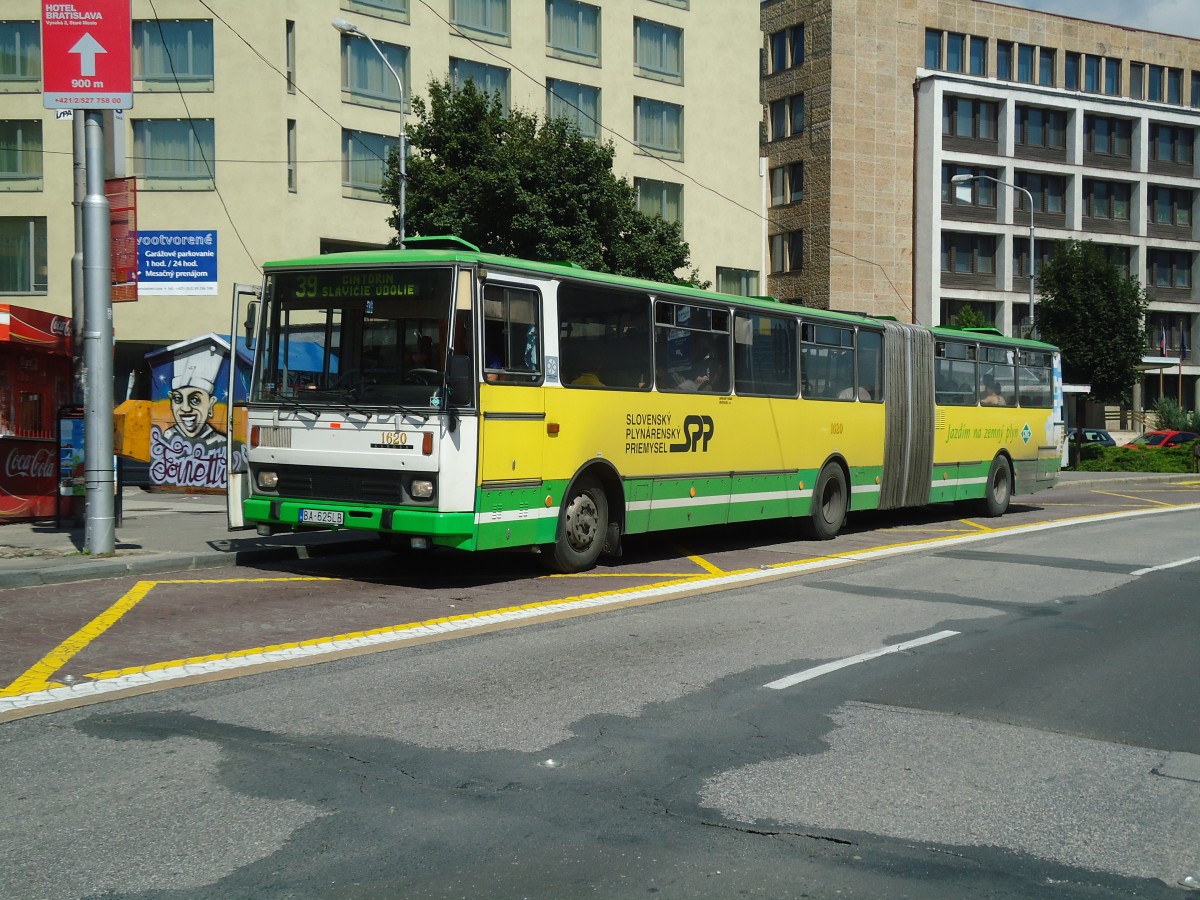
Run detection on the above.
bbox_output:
[162,345,226,449]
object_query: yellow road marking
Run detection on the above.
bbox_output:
[0,577,336,697]
[8,501,1200,701]
[960,519,996,532]
[688,554,727,575]
[85,575,704,681]
[547,571,701,578]
[1092,490,1174,507]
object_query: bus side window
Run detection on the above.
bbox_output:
[483,284,542,384]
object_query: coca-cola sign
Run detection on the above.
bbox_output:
[5,445,55,480]
[0,437,58,520]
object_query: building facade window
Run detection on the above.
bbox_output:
[1038,48,1055,86]
[941,164,997,208]
[0,216,47,293]
[1148,185,1193,228]
[341,34,409,109]
[286,119,296,192]
[132,20,214,88]
[1130,62,1144,100]
[342,129,397,197]
[1083,179,1131,220]
[924,29,941,69]
[941,232,996,277]
[0,22,39,87]
[1015,172,1066,215]
[635,177,682,224]
[942,96,997,141]
[769,161,803,206]
[769,24,803,72]
[769,94,803,141]
[547,0,600,62]
[634,18,682,83]
[1013,238,1060,278]
[1016,43,1034,83]
[547,79,600,139]
[634,97,683,158]
[997,41,1012,80]
[450,58,510,110]
[1148,249,1193,289]
[133,119,216,188]
[1148,64,1165,101]
[1192,71,1200,108]
[946,32,965,73]
[0,119,42,188]
[969,36,987,76]
[1085,115,1133,158]
[451,0,509,42]
[716,267,759,296]
[285,20,296,94]
[1065,52,1080,90]
[1104,56,1120,95]
[347,0,410,15]
[1168,68,1183,104]
[1016,106,1067,149]
[770,231,802,273]
[1084,54,1100,92]
[1150,123,1195,165]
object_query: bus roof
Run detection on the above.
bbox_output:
[263,241,1057,352]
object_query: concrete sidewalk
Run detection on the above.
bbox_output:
[0,488,377,589]
[0,472,1193,590]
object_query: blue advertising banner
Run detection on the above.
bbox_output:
[137,230,218,295]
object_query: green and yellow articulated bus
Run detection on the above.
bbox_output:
[231,237,1063,572]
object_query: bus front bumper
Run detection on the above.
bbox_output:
[243,497,478,550]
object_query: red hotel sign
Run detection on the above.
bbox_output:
[41,1,133,110]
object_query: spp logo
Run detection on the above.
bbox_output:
[670,415,714,453]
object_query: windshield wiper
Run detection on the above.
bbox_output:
[279,396,321,416]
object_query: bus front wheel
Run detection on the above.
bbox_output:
[801,464,847,541]
[546,476,609,574]
[979,455,1012,518]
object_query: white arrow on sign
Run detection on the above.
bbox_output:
[69,32,107,77]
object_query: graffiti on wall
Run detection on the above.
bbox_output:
[145,336,248,491]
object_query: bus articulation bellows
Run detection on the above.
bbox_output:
[233,237,1063,573]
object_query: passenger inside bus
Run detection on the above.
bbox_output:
[981,381,1007,405]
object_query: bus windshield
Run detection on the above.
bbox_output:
[251,266,474,409]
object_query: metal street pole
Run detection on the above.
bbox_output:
[82,110,115,556]
[71,111,86,404]
[331,17,405,245]
[950,173,1036,337]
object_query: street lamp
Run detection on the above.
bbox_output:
[331,17,406,245]
[950,173,1035,337]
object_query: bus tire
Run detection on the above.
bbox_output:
[979,455,1012,518]
[801,463,847,541]
[547,476,609,574]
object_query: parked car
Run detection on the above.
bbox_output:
[1123,430,1200,449]
[1067,428,1116,447]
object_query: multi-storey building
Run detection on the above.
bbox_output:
[1,0,763,381]
[763,0,1200,415]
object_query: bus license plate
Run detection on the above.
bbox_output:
[300,508,344,526]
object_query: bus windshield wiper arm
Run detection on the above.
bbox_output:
[279,397,321,416]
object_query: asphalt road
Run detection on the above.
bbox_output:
[1,507,1197,898]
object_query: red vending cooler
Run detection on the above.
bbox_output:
[0,305,74,522]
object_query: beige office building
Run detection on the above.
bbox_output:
[763,0,1200,414]
[1,0,764,377]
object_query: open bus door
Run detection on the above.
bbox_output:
[227,282,261,530]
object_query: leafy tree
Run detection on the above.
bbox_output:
[382,78,705,286]
[1034,240,1149,404]
[951,303,989,329]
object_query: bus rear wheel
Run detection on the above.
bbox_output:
[978,455,1012,518]
[801,463,847,541]
[546,476,609,574]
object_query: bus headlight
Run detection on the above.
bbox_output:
[257,470,279,490]
[410,479,434,499]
